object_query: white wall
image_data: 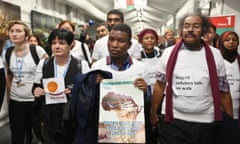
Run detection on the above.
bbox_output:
[222,0,240,37]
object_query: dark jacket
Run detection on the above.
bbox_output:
[0,68,5,109]
[71,70,112,144]
[32,56,82,144]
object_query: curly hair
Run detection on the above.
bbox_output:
[178,13,211,37]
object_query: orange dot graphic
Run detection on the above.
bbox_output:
[47,81,58,92]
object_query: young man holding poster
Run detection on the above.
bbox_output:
[151,13,233,144]
[92,24,150,143]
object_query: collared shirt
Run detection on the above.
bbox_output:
[106,56,133,71]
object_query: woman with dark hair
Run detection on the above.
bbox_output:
[217,31,240,111]
[216,31,240,144]
[32,29,89,144]
[28,34,43,47]
[138,28,161,143]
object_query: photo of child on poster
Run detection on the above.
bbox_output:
[98,79,145,143]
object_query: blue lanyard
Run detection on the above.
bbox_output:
[54,56,71,78]
[15,46,28,82]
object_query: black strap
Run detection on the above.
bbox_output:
[5,45,40,75]
[29,44,40,65]
[5,46,14,68]
[6,45,40,67]
[81,43,91,66]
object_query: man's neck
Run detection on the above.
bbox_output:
[15,42,27,52]
[111,55,128,67]
[184,41,202,50]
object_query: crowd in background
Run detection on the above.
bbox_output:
[0,8,240,144]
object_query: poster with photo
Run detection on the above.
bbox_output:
[98,79,145,143]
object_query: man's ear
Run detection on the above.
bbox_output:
[71,40,75,50]
[25,36,29,41]
[128,41,132,49]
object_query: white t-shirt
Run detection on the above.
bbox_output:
[5,45,47,102]
[91,57,146,80]
[92,35,141,61]
[141,47,160,93]
[224,59,240,119]
[71,40,92,63]
[157,45,226,123]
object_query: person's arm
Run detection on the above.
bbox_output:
[150,80,165,126]
[0,68,6,110]
[220,91,233,117]
[91,40,100,63]
[6,72,12,103]
[32,59,45,97]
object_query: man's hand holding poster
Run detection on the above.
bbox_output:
[98,79,145,143]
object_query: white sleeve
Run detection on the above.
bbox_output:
[156,47,173,75]
[92,39,101,60]
[34,59,45,84]
[212,47,226,77]
[128,38,141,59]
[81,60,90,73]
[83,43,92,63]
[36,45,47,59]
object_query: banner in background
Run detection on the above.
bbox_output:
[209,15,235,35]
[114,0,147,9]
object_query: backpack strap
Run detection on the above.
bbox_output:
[5,46,14,68]
[42,57,51,75]
[5,46,14,74]
[6,45,40,67]
[29,44,40,65]
[81,43,91,66]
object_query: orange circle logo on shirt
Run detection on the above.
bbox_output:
[47,81,58,92]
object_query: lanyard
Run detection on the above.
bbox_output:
[15,46,28,82]
[54,56,71,78]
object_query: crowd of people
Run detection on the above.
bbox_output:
[0,8,240,144]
